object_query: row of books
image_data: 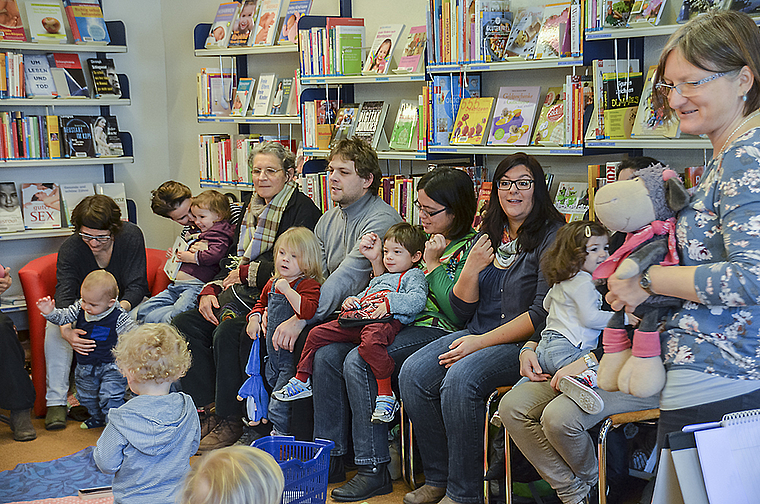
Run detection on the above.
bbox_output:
[199,134,298,186]
[205,0,312,48]
[198,70,299,118]
[0,0,109,44]
[0,181,126,233]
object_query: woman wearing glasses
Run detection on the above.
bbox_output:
[606,10,760,460]
[43,194,149,430]
[399,153,565,504]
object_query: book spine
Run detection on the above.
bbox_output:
[65,5,82,43]
[0,52,5,99]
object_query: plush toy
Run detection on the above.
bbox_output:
[592,164,690,397]
[237,337,269,426]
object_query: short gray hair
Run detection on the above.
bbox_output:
[248,141,296,175]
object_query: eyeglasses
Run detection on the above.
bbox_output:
[79,232,112,243]
[414,201,447,218]
[654,72,727,97]
[497,179,534,191]
[251,167,284,177]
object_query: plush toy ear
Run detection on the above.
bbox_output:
[664,177,690,212]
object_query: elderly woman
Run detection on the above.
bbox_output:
[606,9,760,458]
[399,153,565,504]
[44,194,149,430]
[173,141,321,452]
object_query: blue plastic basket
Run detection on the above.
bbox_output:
[253,435,334,504]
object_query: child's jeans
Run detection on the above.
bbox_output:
[134,279,204,324]
[515,330,591,387]
[74,361,127,424]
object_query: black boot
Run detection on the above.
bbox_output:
[331,463,392,502]
[328,454,346,484]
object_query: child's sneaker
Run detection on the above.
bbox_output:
[81,416,106,429]
[273,377,312,401]
[371,393,399,424]
[559,369,605,415]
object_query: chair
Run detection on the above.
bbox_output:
[18,248,170,417]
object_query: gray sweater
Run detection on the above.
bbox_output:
[357,268,428,324]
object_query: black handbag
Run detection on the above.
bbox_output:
[337,270,408,327]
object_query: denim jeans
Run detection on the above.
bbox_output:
[535,330,588,376]
[398,330,523,504]
[135,280,204,324]
[44,321,73,407]
[498,380,658,504]
[264,284,299,436]
[74,361,127,424]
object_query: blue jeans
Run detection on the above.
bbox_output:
[398,330,523,504]
[135,280,204,324]
[535,330,588,376]
[74,361,127,424]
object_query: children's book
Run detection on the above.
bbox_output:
[353,101,390,149]
[431,74,481,145]
[603,0,634,27]
[481,9,513,63]
[205,2,239,48]
[532,3,571,59]
[231,77,255,116]
[0,0,26,41]
[24,54,57,98]
[95,183,128,221]
[63,0,110,44]
[628,0,667,26]
[389,99,419,150]
[553,181,588,222]
[25,1,68,43]
[252,73,277,116]
[48,53,88,98]
[251,0,282,46]
[631,65,680,138]
[59,115,95,158]
[362,24,405,75]
[395,25,426,73]
[85,58,120,98]
[228,0,257,47]
[92,116,123,157]
[531,87,566,146]
[279,0,312,44]
[677,0,723,22]
[21,183,61,229]
[450,97,495,145]
[334,23,365,75]
[164,236,189,281]
[59,182,93,227]
[0,181,24,232]
[487,86,542,146]
[504,8,543,59]
[329,103,359,148]
[271,78,293,115]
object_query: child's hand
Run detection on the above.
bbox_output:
[359,232,382,263]
[370,302,388,319]
[342,296,361,311]
[246,316,261,340]
[36,296,55,315]
[176,250,195,263]
[275,278,291,293]
[165,247,173,259]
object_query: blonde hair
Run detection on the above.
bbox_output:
[192,190,232,221]
[273,227,324,283]
[178,445,284,504]
[81,270,118,300]
[113,323,191,384]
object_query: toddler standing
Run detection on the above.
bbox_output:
[37,270,136,429]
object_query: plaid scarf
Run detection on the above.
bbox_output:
[237,180,297,260]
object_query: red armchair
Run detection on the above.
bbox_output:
[18,248,171,417]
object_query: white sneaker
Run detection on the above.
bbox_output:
[273,377,312,401]
[559,369,605,415]
[370,393,399,424]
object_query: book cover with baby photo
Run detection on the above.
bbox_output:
[228,0,257,47]
[0,0,26,41]
[0,181,24,232]
[279,0,312,44]
[205,2,239,48]
[250,0,282,46]
[362,24,405,75]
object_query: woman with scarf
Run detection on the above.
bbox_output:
[173,141,321,452]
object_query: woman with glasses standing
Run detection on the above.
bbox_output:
[43,194,149,430]
[399,153,565,504]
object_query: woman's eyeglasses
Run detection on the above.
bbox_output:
[414,201,447,217]
[497,179,534,191]
[79,233,112,243]
[251,167,284,177]
[654,72,727,97]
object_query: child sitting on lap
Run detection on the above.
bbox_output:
[94,323,200,504]
[37,270,136,429]
[276,222,428,424]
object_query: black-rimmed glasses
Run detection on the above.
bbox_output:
[414,201,447,217]
[497,179,534,191]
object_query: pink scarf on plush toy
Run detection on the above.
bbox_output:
[593,217,678,281]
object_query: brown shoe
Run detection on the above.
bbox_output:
[197,417,244,453]
[199,411,222,439]
[10,409,37,442]
[403,484,446,504]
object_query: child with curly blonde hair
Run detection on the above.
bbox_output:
[93,323,201,504]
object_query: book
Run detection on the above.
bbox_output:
[726,0,760,15]
[279,0,312,44]
[450,97,495,145]
[631,65,680,138]
[532,2,570,59]
[23,54,58,98]
[603,0,633,27]
[270,78,293,115]
[21,183,61,229]
[553,181,588,222]
[431,74,481,145]
[329,103,359,148]
[589,59,640,139]
[683,166,704,190]
[677,0,723,22]
[0,181,24,232]
[91,116,123,157]
[85,58,121,98]
[205,2,239,48]
[63,0,110,44]
[60,115,95,158]
[487,86,542,146]
[206,68,235,116]
[0,0,26,41]
[95,182,128,221]
[59,182,93,227]
[334,23,365,75]
[531,87,566,146]
[389,99,419,151]
[25,0,68,43]
[504,8,543,59]
[48,53,88,98]
[363,24,405,75]
[628,0,667,26]
[251,0,282,46]
[228,0,257,47]
[472,181,492,230]
[481,8,513,63]
[164,236,189,281]
[230,77,255,116]
[396,25,426,73]
[603,71,643,139]
[353,101,390,149]
[251,73,277,116]
[46,115,61,158]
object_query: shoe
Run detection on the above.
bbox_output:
[331,464,393,502]
[559,369,605,415]
[68,405,90,422]
[328,454,346,484]
[273,377,312,401]
[438,496,465,504]
[81,416,106,429]
[403,484,446,504]
[371,393,399,424]
[580,483,599,504]
[234,423,269,446]
[197,416,244,453]
[199,411,222,439]
[9,409,37,442]
[45,405,68,431]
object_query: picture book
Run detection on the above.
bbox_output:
[553,181,588,222]
[23,54,57,98]
[21,183,61,229]
[353,101,390,149]
[231,77,255,116]
[531,87,565,146]
[532,3,570,59]
[363,24,405,75]
[60,115,95,158]
[252,73,277,116]
[92,116,123,157]
[85,58,121,98]
[432,74,481,145]
[251,0,282,46]
[59,183,93,227]
[450,97,495,145]
[677,0,723,22]
[631,65,680,138]
[603,0,633,27]
[0,0,26,41]
[0,181,24,232]
[95,183,128,221]
[334,23,365,75]
[481,10,513,63]
[228,0,257,47]
[279,0,312,44]
[504,8,543,59]
[329,103,359,148]
[389,99,419,151]
[48,53,88,98]
[271,78,293,115]
[63,0,110,44]
[25,1,68,43]
[487,86,542,146]
[164,236,189,281]
[628,0,667,26]
[396,25,426,73]
[205,2,239,48]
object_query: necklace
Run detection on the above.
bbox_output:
[717,109,760,157]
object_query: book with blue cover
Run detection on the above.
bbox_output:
[63,0,110,44]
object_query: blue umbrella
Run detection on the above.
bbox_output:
[237,337,269,425]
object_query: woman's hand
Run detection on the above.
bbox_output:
[222,268,242,289]
[423,234,447,270]
[462,234,494,275]
[606,271,649,314]
[61,324,95,355]
[198,294,220,325]
[359,232,383,263]
[0,267,11,294]
[438,334,483,368]
[519,347,550,382]
[272,315,306,352]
